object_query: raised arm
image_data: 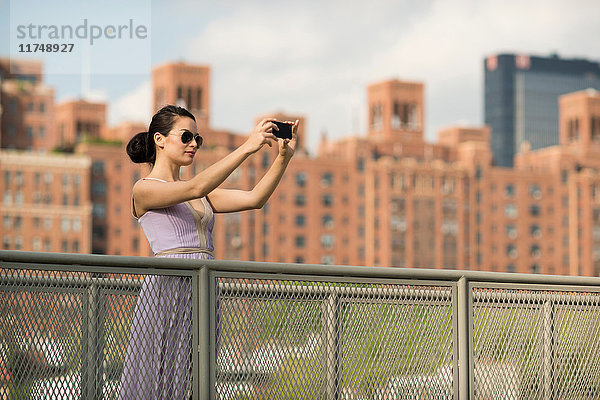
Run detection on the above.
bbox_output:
[207,120,299,213]
[133,119,278,214]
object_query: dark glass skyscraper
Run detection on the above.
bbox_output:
[484,53,600,167]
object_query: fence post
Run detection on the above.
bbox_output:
[543,300,556,400]
[457,277,472,400]
[191,271,200,400]
[323,292,339,400]
[198,267,211,399]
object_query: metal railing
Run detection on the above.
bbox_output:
[2,250,600,399]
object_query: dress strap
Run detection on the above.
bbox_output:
[140,177,169,183]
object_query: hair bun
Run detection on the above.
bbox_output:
[126,131,152,164]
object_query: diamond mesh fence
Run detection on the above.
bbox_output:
[0,268,193,400]
[5,255,600,400]
[473,286,600,400]
[214,276,455,400]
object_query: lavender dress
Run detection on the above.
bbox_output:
[120,178,214,399]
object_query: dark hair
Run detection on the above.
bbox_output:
[126,105,196,165]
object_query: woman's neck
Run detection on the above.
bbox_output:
[149,160,181,182]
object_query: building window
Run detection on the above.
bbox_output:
[3,215,11,229]
[33,237,42,251]
[8,100,17,113]
[72,241,79,253]
[26,126,33,139]
[530,245,541,258]
[505,184,515,197]
[15,171,24,186]
[14,216,21,230]
[295,256,305,264]
[357,158,365,172]
[322,194,333,207]
[15,191,23,205]
[507,264,516,273]
[504,204,517,218]
[39,102,45,113]
[73,217,82,232]
[529,184,541,199]
[92,161,105,175]
[61,217,70,232]
[295,235,306,248]
[39,126,45,138]
[45,172,53,184]
[530,205,541,217]
[321,172,333,187]
[530,225,541,238]
[530,264,540,274]
[92,182,107,196]
[321,234,334,249]
[27,102,34,112]
[295,172,307,187]
[93,204,106,218]
[14,236,22,250]
[44,238,51,252]
[3,236,10,249]
[295,214,305,227]
[506,244,517,258]
[506,224,517,239]
[295,194,305,206]
[62,240,68,252]
[44,217,52,230]
[322,215,334,229]
[321,255,335,265]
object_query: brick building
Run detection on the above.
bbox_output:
[3,57,600,277]
[0,59,55,151]
[54,99,107,149]
[0,150,92,254]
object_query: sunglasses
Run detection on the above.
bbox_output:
[176,130,203,147]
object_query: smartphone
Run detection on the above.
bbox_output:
[272,121,293,140]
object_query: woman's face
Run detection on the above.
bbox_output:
[160,116,199,166]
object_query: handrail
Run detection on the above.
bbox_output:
[3,250,600,286]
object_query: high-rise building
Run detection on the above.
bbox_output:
[484,53,600,167]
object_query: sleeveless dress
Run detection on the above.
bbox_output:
[119,178,215,399]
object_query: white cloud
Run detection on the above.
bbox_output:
[108,79,152,127]
[175,0,600,152]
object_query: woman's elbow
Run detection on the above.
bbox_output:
[254,199,267,210]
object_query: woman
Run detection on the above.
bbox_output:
[120,105,298,398]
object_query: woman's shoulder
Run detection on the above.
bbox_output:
[133,177,169,193]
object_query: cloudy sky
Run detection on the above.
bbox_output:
[1,0,599,153]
